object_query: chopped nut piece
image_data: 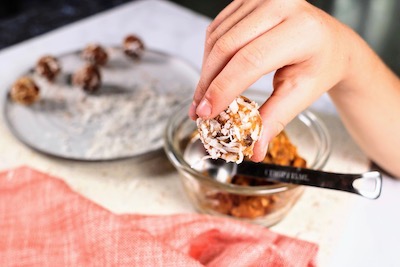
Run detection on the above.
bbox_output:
[263,132,304,167]
[123,34,145,59]
[72,64,101,93]
[35,55,61,81]
[81,44,108,66]
[231,197,270,219]
[293,157,307,168]
[210,193,233,214]
[10,77,40,105]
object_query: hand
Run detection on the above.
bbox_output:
[189,0,355,161]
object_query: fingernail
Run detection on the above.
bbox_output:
[251,127,269,162]
[188,101,197,120]
[251,141,269,162]
[196,98,212,118]
[261,142,269,158]
[260,129,269,156]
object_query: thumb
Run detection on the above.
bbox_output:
[251,77,323,162]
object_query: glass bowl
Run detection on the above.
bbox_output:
[164,90,331,227]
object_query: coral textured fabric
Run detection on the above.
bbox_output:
[0,166,318,266]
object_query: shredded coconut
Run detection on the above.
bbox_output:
[197,96,263,164]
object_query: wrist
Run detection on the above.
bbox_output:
[332,28,381,95]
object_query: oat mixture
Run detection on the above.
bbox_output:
[202,131,307,219]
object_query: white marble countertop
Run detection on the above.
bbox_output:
[0,0,399,266]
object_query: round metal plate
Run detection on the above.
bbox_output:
[4,47,199,161]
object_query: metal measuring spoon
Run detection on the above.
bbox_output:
[184,138,382,199]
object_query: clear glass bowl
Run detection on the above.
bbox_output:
[164,91,331,227]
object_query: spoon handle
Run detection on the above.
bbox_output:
[237,162,382,199]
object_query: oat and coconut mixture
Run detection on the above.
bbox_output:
[197,96,263,163]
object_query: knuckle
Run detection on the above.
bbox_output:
[212,38,229,57]
[301,12,326,36]
[206,30,218,48]
[237,46,264,69]
[208,22,238,53]
[194,80,209,102]
[205,26,219,47]
[304,16,319,31]
[197,79,209,94]
[206,22,216,36]
[209,78,227,97]
[273,74,301,94]
[213,35,235,56]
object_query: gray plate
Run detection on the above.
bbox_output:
[4,47,199,161]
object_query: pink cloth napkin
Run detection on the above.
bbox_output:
[0,166,318,266]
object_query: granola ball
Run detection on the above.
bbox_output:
[81,44,108,66]
[197,96,263,163]
[72,64,101,93]
[123,34,145,59]
[35,55,61,81]
[10,77,40,105]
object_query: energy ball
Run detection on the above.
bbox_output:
[72,64,101,93]
[81,44,108,66]
[35,55,61,82]
[10,77,40,105]
[123,34,145,59]
[197,96,263,163]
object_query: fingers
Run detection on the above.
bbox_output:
[203,0,260,62]
[207,0,244,35]
[203,0,244,64]
[192,1,259,120]
[251,73,322,162]
[191,0,287,120]
[196,18,314,119]
[189,0,337,162]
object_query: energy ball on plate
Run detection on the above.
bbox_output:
[197,96,263,163]
[123,34,145,59]
[81,44,108,66]
[72,64,101,93]
[35,55,61,81]
[10,77,40,105]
